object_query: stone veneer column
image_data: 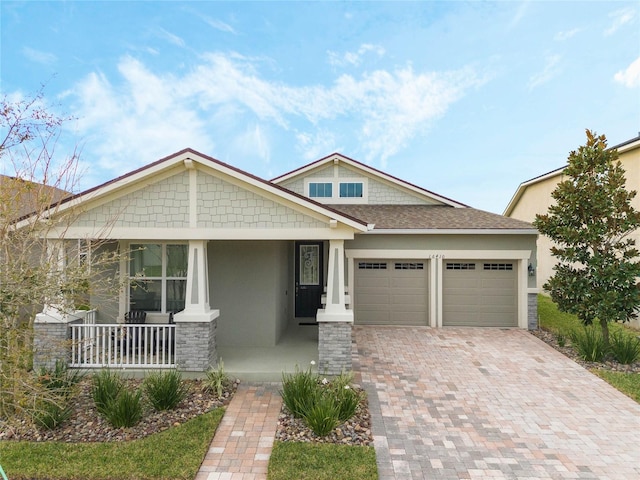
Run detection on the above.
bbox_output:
[528,293,538,330]
[174,318,217,371]
[33,309,80,370]
[318,322,353,375]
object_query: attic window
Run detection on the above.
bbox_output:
[339,182,363,198]
[309,182,332,198]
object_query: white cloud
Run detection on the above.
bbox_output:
[604,7,636,36]
[327,44,386,68]
[66,52,485,176]
[155,27,186,47]
[528,54,562,90]
[203,17,236,34]
[554,28,581,41]
[614,57,640,88]
[22,46,57,65]
[507,1,530,30]
[296,130,339,161]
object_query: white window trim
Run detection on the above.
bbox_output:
[128,242,188,314]
[303,177,368,204]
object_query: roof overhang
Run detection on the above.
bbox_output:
[363,228,538,235]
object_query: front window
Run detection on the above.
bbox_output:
[339,182,363,198]
[129,243,187,312]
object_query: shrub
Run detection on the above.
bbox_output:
[91,369,123,416]
[571,327,607,362]
[203,360,231,398]
[281,364,320,419]
[144,369,189,411]
[37,360,84,398]
[303,392,341,437]
[332,385,362,423]
[32,398,73,430]
[609,330,640,364]
[103,388,143,428]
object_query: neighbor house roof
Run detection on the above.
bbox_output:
[0,174,70,221]
[503,134,640,217]
[331,204,535,232]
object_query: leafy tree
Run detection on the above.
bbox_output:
[534,130,640,347]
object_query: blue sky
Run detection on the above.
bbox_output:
[1,1,639,214]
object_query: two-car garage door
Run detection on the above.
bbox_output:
[354,258,518,327]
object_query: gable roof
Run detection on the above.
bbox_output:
[504,134,640,217]
[331,204,534,233]
[272,152,468,208]
[19,148,368,232]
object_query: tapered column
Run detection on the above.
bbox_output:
[174,240,219,371]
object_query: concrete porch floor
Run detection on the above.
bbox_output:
[217,323,319,381]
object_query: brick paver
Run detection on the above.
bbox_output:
[195,383,282,480]
[354,326,640,480]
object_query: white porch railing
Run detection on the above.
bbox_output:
[69,323,176,369]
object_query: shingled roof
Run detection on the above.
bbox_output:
[330,204,535,231]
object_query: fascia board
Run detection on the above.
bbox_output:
[363,228,538,235]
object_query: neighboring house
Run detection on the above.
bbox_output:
[504,134,640,293]
[30,149,537,373]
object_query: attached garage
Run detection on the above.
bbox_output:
[354,259,429,325]
[442,260,518,327]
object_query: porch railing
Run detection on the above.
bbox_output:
[69,323,176,369]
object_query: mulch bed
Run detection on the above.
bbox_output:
[530,328,640,373]
[0,378,239,443]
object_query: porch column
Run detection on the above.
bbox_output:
[33,239,72,369]
[317,239,353,375]
[174,240,220,371]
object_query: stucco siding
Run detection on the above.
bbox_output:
[75,172,190,228]
[347,233,537,289]
[209,240,289,347]
[197,174,327,229]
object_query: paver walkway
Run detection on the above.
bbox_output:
[354,326,640,480]
[195,383,282,480]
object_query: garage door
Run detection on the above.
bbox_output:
[354,260,428,325]
[443,261,517,327]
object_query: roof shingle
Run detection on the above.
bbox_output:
[330,204,535,230]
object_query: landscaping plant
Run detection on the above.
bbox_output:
[280,363,364,437]
[91,369,124,416]
[609,330,640,364]
[32,398,73,430]
[103,387,143,428]
[570,326,607,363]
[144,369,189,411]
[203,360,231,399]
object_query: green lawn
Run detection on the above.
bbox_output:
[591,369,640,403]
[267,441,378,480]
[0,408,224,480]
[537,294,640,404]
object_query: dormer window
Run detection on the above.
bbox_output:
[339,182,363,198]
[304,177,368,204]
[309,182,333,198]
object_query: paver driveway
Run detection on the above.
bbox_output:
[354,326,640,480]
